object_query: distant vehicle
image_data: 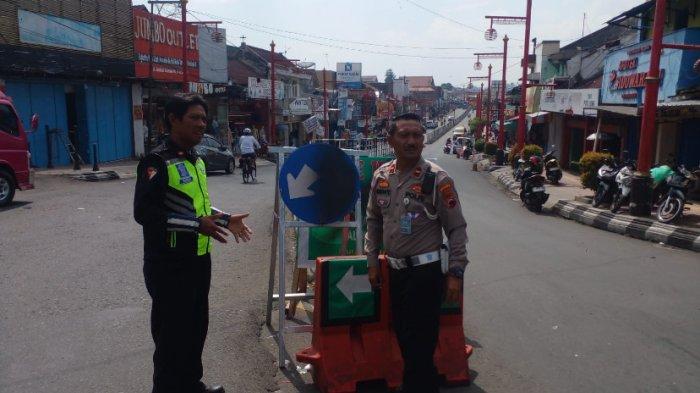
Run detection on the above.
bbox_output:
[425,120,438,129]
[195,134,235,174]
[451,126,467,153]
[0,91,35,207]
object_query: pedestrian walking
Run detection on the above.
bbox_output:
[134,94,253,393]
[365,112,468,393]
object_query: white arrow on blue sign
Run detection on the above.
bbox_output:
[279,144,360,225]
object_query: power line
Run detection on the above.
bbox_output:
[189,9,490,51]
[399,0,482,33]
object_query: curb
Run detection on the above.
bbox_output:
[552,200,700,252]
[494,170,520,198]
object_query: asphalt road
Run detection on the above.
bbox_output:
[0,164,280,392]
[426,124,700,392]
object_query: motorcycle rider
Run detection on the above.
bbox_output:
[238,128,260,173]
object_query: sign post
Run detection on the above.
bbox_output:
[268,145,363,369]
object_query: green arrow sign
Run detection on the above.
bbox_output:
[322,257,379,326]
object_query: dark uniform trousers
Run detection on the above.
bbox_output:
[389,262,444,393]
[144,254,212,393]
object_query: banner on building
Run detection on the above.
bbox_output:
[197,25,227,83]
[289,98,312,116]
[247,77,285,99]
[540,88,599,116]
[302,115,323,136]
[336,63,362,89]
[133,7,199,82]
[18,10,102,53]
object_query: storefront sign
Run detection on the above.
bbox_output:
[188,82,213,95]
[540,88,599,116]
[247,77,285,99]
[18,10,102,53]
[599,28,700,105]
[133,7,199,82]
[289,98,312,115]
[302,115,323,136]
[336,63,362,89]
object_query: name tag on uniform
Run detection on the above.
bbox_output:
[176,162,193,184]
[400,213,412,234]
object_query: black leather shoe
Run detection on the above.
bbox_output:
[202,385,225,393]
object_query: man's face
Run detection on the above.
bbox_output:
[388,119,424,160]
[170,104,207,147]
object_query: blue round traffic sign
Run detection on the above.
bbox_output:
[279,144,360,224]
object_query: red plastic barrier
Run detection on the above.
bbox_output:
[434,301,474,385]
[296,255,474,392]
[296,256,402,393]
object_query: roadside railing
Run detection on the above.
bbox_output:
[425,110,469,144]
[313,137,394,157]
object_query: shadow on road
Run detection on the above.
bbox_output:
[0,201,32,212]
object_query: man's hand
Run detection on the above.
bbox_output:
[226,213,252,243]
[445,275,462,304]
[199,213,229,243]
[368,266,381,288]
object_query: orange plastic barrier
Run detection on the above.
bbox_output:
[296,255,473,392]
[434,301,474,385]
[296,256,402,393]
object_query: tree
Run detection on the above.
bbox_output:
[440,83,454,90]
[385,69,396,84]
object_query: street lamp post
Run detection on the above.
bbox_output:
[498,36,509,152]
[629,0,700,216]
[269,41,276,145]
[323,68,329,139]
[486,65,492,141]
[485,6,531,149]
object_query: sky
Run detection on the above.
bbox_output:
[133,0,642,86]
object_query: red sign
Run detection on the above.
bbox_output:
[133,7,199,82]
[618,58,638,71]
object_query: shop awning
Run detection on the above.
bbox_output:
[606,1,655,26]
[657,100,700,119]
[588,105,640,117]
[527,111,550,124]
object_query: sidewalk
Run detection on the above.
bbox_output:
[489,165,700,252]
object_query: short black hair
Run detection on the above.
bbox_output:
[389,112,425,135]
[163,94,208,131]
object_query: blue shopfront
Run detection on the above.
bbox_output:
[5,80,133,168]
[601,27,700,167]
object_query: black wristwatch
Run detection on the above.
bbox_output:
[447,266,464,279]
[214,213,231,228]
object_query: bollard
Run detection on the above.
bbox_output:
[629,173,652,216]
[92,143,99,172]
[45,125,54,169]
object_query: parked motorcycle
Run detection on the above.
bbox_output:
[543,150,563,184]
[656,165,697,223]
[519,156,549,212]
[513,156,527,181]
[443,140,452,154]
[610,160,635,213]
[592,158,620,207]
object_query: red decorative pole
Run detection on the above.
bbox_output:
[477,84,483,120]
[517,0,533,148]
[498,35,509,150]
[637,0,667,174]
[486,64,492,141]
[269,41,276,145]
[323,68,329,139]
[181,0,188,93]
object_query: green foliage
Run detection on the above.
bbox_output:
[474,138,485,152]
[508,146,522,167]
[579,151,614,190]
[521,144,544,161]
[440,83,454,90]
[468,117,486,134]
[484,142,498,156]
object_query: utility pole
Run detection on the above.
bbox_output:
[486,64,492,141]
[498,35,509,151]
[181,0,188,92]
[323,68,329,139]
[269,41,276,145]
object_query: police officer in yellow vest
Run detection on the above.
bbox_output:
[365,113,468,393]
[134,94,252,393]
